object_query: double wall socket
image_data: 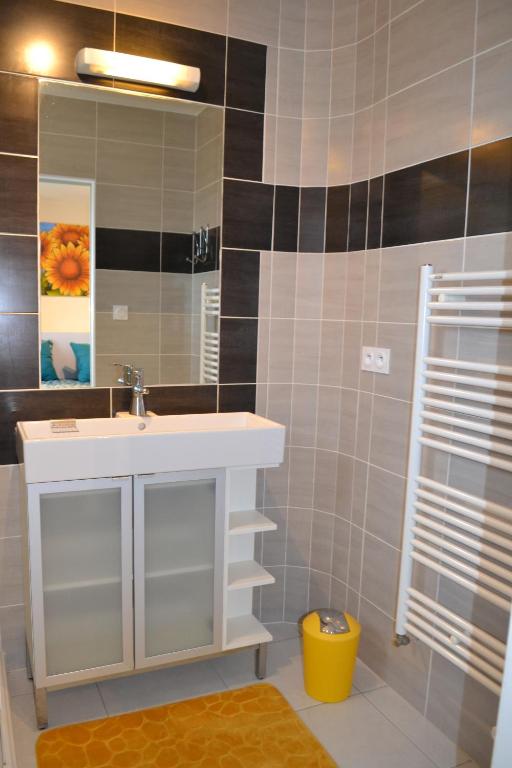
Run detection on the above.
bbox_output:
[361,346,391,374]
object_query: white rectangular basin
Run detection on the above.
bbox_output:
[17,412,285,483]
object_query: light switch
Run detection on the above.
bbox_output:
[361,346,391,374]
[113,305,128,320]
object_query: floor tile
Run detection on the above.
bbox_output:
[10,694,38,768]
[98,659,226,715]
[48,683,107,726]
[300,694,438,768]
[264,620,299,641]
[214,637,357,711]
[352,658,387,693]
[365,686,469,768]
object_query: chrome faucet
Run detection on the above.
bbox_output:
[116,364,149,417]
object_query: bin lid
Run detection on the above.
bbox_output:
[315,609,351,635]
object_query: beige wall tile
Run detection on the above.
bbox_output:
[335,453,354,519]
[351,107,371,182]
[262,114,277,184]
[97,139,163,188]
[160,355,195,384]
[370,394,409,476]
[0,605,26,670]
[332,516,350,583]
[280,0,306,48]
[164,147,195,192]
[477,0,512,52]
[359,597,431,712]
[268,318,295,382]
[310,509,335,572]
[465,231,512,271]
[379,240,464,323]
[323,253,346,319]
[196,107,223,147]
[164,112,197,150]
[357,0,377,39]
[277,49,305,119]
[333,0,358,47]
[308,569,331,609]
[301,118,329,186]
[313,451,338,516]
[195,137,223,191]
[227,0,280,46]
[161,273,193,314]
[160,314,192,355]
[97,184,163,231]
[426,654,497,768]
[40,133,95,178]
[264,450,290,507]
[290,384,318,446]
[116,0,228,35]
[328,114,354,185]
[0,466,20,540]
[316,385,342,449]
[385,61,472,173]
[373,24,389,103]
[96,269,161,313]
[296,253,324,318]
[341,320,362,388]
[284,566,309,620]
[286,508,313,568]
[355,36,375,112]
[271,253,297,319]
[267,383,293,436]
[361,533,400,616]
[97,102,164,145]
[473,40,512,146]
[319,321,343,387]
[0,537,23,607]
[306,0,334,50]
[40,94,96,136]
[275,117,302,186]
[193,182,221,230]
[96,311,160,354]
[303,51,332,119]
[366,465,405,549]
[388,0,476,94]
[289,447,315,508]
[375,322,415,401]
[164,189,194,233]
[331,45,356,116]
[261,508,287,566]
[293,319,321,384]
[260,566,285,621]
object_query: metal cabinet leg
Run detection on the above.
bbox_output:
[255,642,268,680]
[34,687,48,730]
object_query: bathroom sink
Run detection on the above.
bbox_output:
[17,412,285,483]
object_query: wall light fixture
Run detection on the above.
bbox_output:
[75,48,201,93]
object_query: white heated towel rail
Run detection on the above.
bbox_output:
[199,283,220,384]
[395,266,512,767]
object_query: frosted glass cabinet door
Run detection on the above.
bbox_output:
[28,477,133,687]
[134,470,224,667]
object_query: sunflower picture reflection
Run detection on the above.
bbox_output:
[40,223,90,297]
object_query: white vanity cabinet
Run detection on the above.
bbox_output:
[25,476,134,688]
[21,462,280,729]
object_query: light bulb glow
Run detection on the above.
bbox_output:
[25,41,55,75]
[75,48,200,93]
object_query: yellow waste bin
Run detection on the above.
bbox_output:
[302,609,361,703]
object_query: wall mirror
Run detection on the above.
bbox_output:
[38,81,223,389]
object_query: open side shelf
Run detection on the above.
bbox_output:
[229,510,277,536]
[225,615,272,650]
[227,560,275,591]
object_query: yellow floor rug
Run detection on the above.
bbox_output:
[36,683,336,767]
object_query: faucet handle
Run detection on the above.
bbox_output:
[132,367,148,394]
[114,363,133,386]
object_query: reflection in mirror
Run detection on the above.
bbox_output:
[38,81,223,389]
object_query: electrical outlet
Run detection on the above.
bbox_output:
[113,305,128,320]
[361,346,391,374]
